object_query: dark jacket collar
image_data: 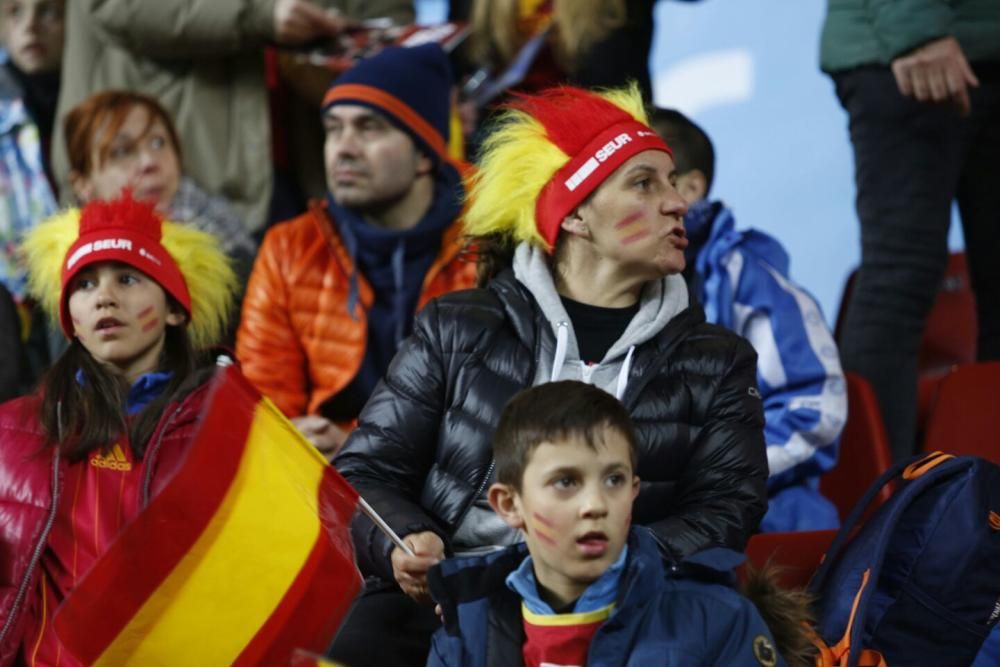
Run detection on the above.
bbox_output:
[429,527,747,665]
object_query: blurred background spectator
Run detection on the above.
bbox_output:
[0,0,63,388]
[448,0,686,152]
[51,0,413,238]
[821,0,1000,460]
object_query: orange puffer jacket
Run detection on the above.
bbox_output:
[236,200,476,418]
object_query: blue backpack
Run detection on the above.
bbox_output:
[809,451,1000,667]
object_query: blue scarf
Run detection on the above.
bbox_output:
[323,164,463,417]
[506,545,628,615]
[74,369,173,415]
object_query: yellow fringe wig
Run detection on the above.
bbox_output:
[463,83,652,252]
[20,208,238,350]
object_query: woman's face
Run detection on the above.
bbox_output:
[569,149,689,279]
[72,105,181,213]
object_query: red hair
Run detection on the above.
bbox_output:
[64,90,183,177]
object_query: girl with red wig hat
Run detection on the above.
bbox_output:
[330,84,769,667]
[0,195,236,664]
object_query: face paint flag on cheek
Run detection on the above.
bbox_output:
[614,211,651,246]
[531,512,559,547]
[136,305,161,333]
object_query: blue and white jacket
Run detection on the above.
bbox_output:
[426,527,785,667]
[0,58,57,303]
[686,200,846,532]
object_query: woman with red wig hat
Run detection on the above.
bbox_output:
[330,84,768,666]
[0,196,236,664]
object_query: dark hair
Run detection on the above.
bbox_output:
[472,229,572,288]
[647,107,715,196]
[493,380,637,490]
[473,232,515,287]
[64,90,183,177]
[38,320,208,461]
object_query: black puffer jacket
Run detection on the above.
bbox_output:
[335,270,768,581]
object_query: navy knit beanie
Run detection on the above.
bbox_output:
[322,43,453,163]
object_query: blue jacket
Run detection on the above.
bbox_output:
[686,200,845,532]
[426,527,785,667]
[0,60,57,302]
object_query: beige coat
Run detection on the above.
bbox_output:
[53,0,413,234]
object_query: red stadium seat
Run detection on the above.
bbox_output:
[741,529,837,589]
[820,373,893,521]
[922,362,1000,466]
[917,252,978,375]
[834,252,976,373]
[835,253,978,437]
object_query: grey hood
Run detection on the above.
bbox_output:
[512,242,689,399]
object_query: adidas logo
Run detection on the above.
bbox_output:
[90,444,132,471]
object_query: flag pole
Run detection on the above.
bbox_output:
[357,497,416,557]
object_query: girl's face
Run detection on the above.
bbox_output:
[72,105,182,213]
[569,150,689,280]
[67,261,185,384]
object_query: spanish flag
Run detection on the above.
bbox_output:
[53,365,363,664]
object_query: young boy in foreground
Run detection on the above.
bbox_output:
[426,380,785,666]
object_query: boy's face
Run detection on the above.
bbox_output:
[0,0,64,74]
[675,169,707,205]
[489,426,639,609]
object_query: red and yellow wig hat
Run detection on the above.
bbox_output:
[21,196,237,349]
[463,83,672,251]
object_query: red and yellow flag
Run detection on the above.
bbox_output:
[53,365,362,665]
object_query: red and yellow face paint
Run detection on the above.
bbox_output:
[613,210,651,247]
[136,304,161,333]
[529,511,560,548]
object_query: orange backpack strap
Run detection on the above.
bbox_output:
[853,649,887,666]
[807,569,887,666]
[807,625,886,667]
[831,569,871,657]
[902,451,955,480]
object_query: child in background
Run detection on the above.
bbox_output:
[0,195,236,664]
[427,380,790,667]
[0,0,65,387]
[649,108,847,533]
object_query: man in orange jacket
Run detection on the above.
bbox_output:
[236,44,476,458]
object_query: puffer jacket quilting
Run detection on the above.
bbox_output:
[335,269,769,581]
[236,200,477,419]
[0,377,213,665]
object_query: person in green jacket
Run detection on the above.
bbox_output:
[820,0,1000,462]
